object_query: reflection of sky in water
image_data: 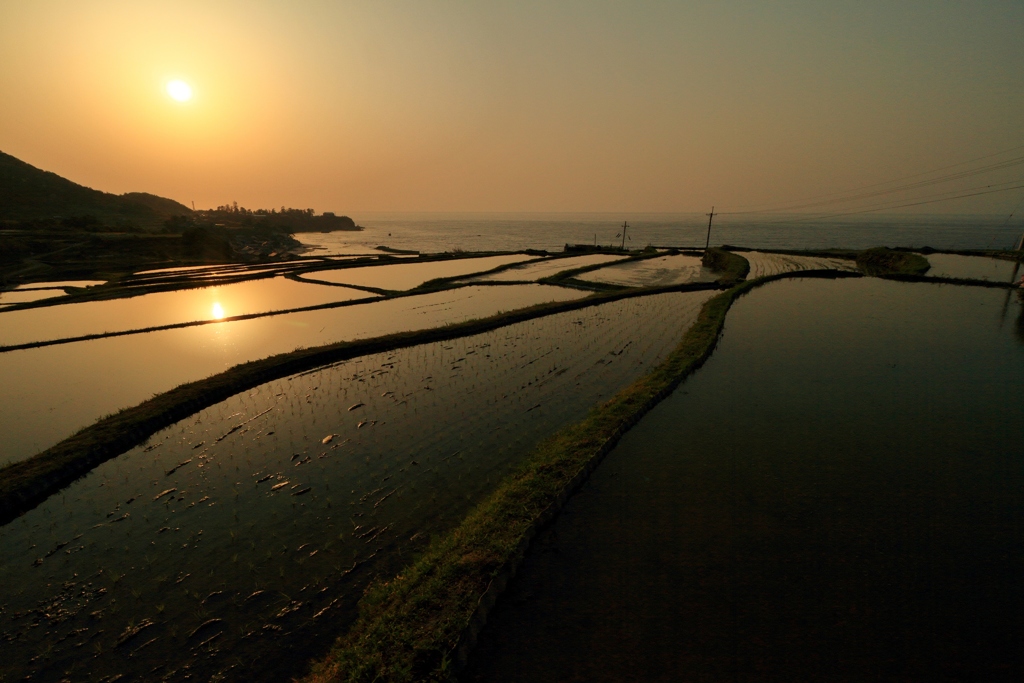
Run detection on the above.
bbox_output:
[0,281,106,306]
[0,285,585,465]
[301,254,533,290]
[0,290,64,305]
[0,291,713,683]
[469,254,627,282]
[464,278,1024,681]
[0,277,370,348]
[923,253,1021,282]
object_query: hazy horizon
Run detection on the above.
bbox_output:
[2,1,1022,216]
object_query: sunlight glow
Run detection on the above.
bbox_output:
[211,302,225,319]
[166,79,193,102]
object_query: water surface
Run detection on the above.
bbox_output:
[0,281,106,306]
[0,278,370,348]
[297,213,1024,254]
[0,285,584,464]
[924,253,1020,282]
[468,254,627,282]
[466,278,1024,682]
[300,255,532,290]
[0,290,714,682]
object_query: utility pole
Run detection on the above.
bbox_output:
[704,207,716,251]
[620,221,629,250]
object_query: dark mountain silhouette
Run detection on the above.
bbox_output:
[0,151,191,228]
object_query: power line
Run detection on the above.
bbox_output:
[1000,191,1024,227]
[720,143,1024,215]
[754,182,1024,224]
[722,156,1024,215]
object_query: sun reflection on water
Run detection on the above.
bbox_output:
[212,302,225,319]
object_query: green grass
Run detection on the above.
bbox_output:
[303,277,764,683]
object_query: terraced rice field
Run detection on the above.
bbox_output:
[576,254,716,287]
[299,255,533,290]
[0,278,372,349]
[467,254,627,282]
[131,261,331,278]
[741,251,858,279]
[0,285,584,466]
[0,281,106,306]
[464,278,1024,682]
[923,253,1020,282]
[0,290,714,683]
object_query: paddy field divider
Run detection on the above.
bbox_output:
[302,268,861,683]
[0,280,722,526]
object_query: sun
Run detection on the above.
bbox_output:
[166,79,193,102]
[211,302,225,319]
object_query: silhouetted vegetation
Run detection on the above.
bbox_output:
[0,151,190,228]
[182,226,233,259]
[702,247,750,283]
[856,247,930,275]
[0,151,362,284]
[200,203,359,232]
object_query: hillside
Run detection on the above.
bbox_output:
[0,152,362,284]
[0,151,191,228]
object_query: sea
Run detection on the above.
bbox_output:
[295,212,1024,255]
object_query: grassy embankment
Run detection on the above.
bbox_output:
[702,247,750,284]
[303,268,859,683]
[0,278,724,525]
[855,247,931,276]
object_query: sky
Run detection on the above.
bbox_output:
[1,1,1022,215]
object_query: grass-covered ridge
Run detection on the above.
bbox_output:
[0,279,722,526]
[303,269,857,683]
[702,247,750,284]
[856,247,931,276]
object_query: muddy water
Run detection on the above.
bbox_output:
[300,254,532,290]
[0,277,371,348]
[0,290,714,682]
[464,278,1024,682]
[576,254,717,287]
[0,285,584,465]
[468,254,627,282]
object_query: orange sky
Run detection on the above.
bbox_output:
[1,1,1022,214]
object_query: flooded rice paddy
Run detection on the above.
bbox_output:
[576,254,716,287]
[742,251,859,279]
[923,253,1020,282]
[465,278,1024,682]
[298,254,532,290]
[0,281,106,306]
[0,278,372,348]
[132,263,329,277]
[466,254,627,282]
[0,290,714,682]
[0,285,584,465]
